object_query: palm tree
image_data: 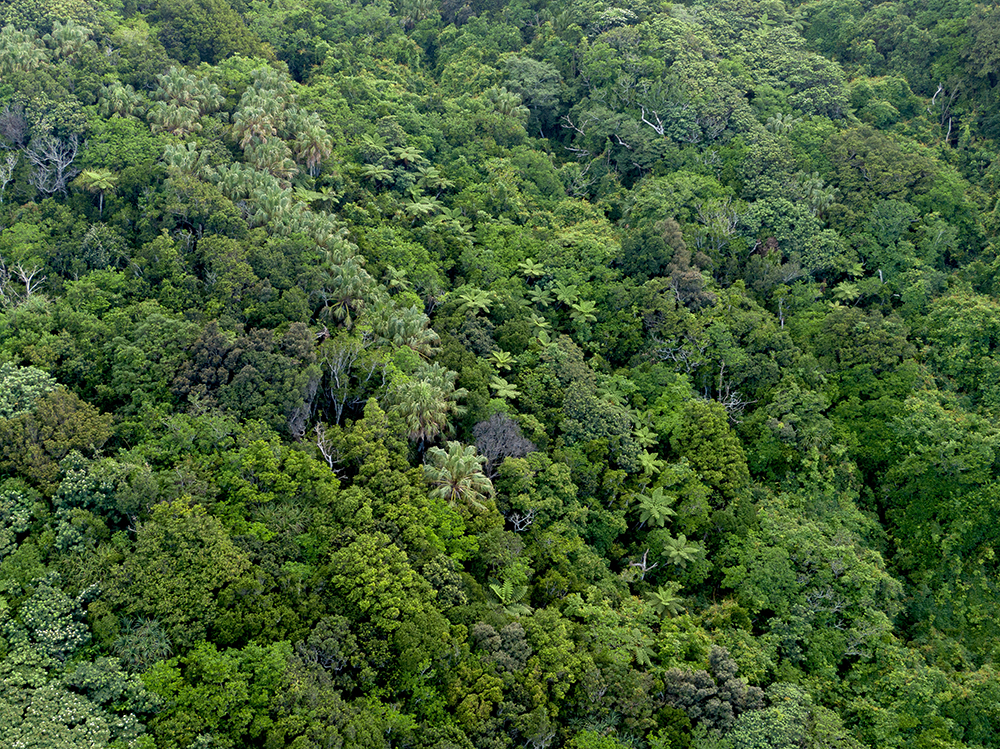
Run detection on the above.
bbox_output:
[391,145,426,167]
[489,350,515,371]
[457,288,493,316]
[247,137,299,186]
[518,258,545,280]
[0,26,49,76]
[552,281,580,306]
[423,440,494,512]
[318,251,375,329]
[488,578,532,616]
[634,487,675,528]
[484,87,528,122]
[416,165,454,193]
[399,0,438,29]
[74,169,118,217]
[392,363,468,444]
[164,142,211,177]
[529,313,551,333]
[638,450,667,476]
[765,112,801,135]
[234,105,276,147]
[570,299,598,325]
[154,67,223,116]
[148,102,201,137]
[662,534,701,567]
[646,583,685,616]
[528,287,553,307]
[99,82,144,119]
[44,20,94,59]
[633,425,658,449]
[293,117,334,177]
[490,376,521,400]
[360,163,392,185]
[375,304,441,358]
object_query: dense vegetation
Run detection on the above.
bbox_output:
[2,0,1000,746]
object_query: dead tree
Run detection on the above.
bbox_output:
[25,134,80,195]
[0,256,46,308]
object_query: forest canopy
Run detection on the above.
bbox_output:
[2,0,1000,747]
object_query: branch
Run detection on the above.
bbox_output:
[640,107,666,136]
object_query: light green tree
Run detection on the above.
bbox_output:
[424,441,494,513]
[74,169,118,217]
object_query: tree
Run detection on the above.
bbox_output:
[634,487,676,528]
[661,533,701,568]
[291,113,334,176]
[661,647,765,733]
[473,412,536,475]
[390,362,468,444]
[424,441,494,513]
[24,134,79,195]
[0,363,55,419]
[0,24,48,75]
[647,583,685,617]
[671,400,749,509]
[114,496,251,649]
[98,81,143,119]
[0,388,113,491]
[143,640,290,749]
[0,151,17,203]
[328,531,436,632]
[73,169,117,217]
[153,0,270,64]
[42,19,94,60]
[317,246,376,329]
[247,137,299,185]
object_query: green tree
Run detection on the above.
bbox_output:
[153,0,271,64]
[0,388,113,491]
[389,362,468,445]
[73,169,117,217]
[671,400,749,510]
[114,496,252,649]
[0,362,55,419]
[328,531,436,632]
[423,441,494,513]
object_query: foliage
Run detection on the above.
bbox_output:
[0,0,999,747]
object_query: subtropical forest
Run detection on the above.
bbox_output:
[2,0,1000,746]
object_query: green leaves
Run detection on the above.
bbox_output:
[635,487,676,528]
[423,441,494,513]
[569,299,597,325]
[114,497,251,649]
[456,287,493,316]
[646,583,685,617]
[328,532,435,631]
[662,533,700,568]
[0,362,54,419]
[488,578,531,617]
[490,375,521,400]
[390,362,468,444]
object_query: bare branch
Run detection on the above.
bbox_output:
[640,106,667,136]
[25,134,80,195]
[313,422,341,472]
[629,548,658,580]
[506,507,537,532]
[0,151,17,203]
[0,256,46,309]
